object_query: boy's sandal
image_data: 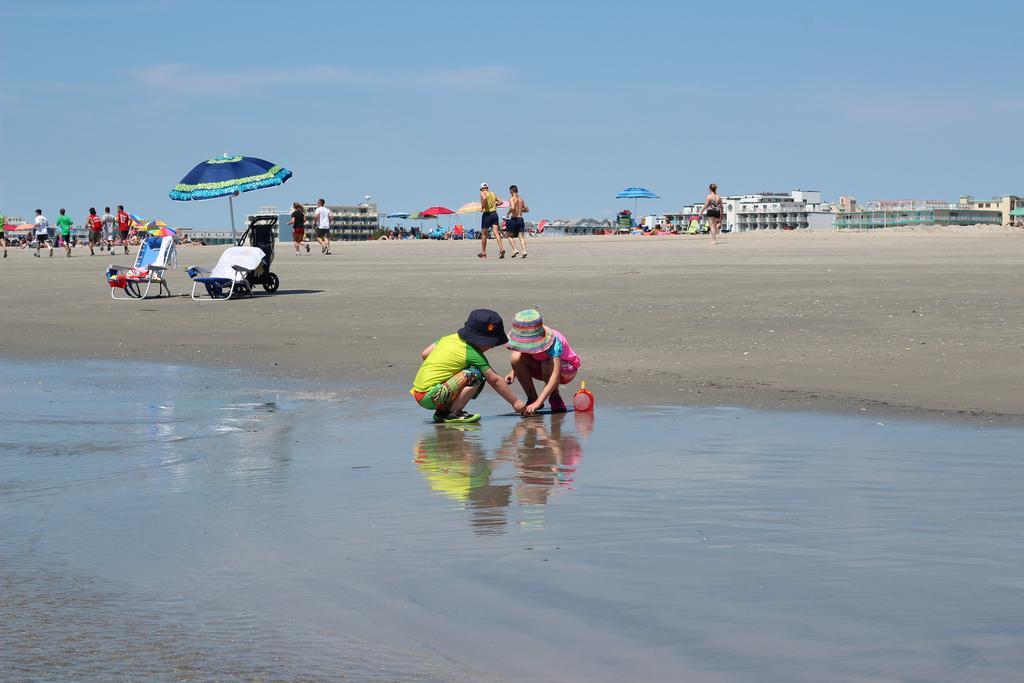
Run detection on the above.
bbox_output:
[499,250,506,259]
[445,411,481,424]
[477,252,487,258]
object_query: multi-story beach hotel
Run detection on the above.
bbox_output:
[835,200,1003,229]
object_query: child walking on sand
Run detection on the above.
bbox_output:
[412,309,527,424]
[505,309,582,416]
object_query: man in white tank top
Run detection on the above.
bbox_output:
[313,198,332,255]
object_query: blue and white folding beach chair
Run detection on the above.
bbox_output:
[186,246,266,301]
[105,236,177,300]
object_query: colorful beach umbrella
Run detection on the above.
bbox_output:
[421,206,456,230]
[459,198,508,214]
[615,186,659,219]
[386,212,410,219]
[141,220,172,236]
[169,154,292,242]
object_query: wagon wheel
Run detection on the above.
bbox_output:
[262,272,280,293]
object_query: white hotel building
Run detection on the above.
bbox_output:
[677,190,836,232]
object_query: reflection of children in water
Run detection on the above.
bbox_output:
[413,417,585,533]
[497,415,583,507]
[413,426,511,535]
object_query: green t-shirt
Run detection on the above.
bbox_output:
[56,215,73,235]
[412,333,491,393]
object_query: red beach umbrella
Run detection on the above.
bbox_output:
[421,206,455,230]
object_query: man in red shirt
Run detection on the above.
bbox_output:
[116,205,131,255]
[87,207,103,256]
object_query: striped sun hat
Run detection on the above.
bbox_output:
[507,309,554,353]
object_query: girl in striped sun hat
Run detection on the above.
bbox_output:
[505,309,582,416]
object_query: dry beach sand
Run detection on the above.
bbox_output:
[1,228,1021,423]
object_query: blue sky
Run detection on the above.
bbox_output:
[2,0,1021,227]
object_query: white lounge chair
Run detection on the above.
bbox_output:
[106,236,177,300]
[186,246,267,301]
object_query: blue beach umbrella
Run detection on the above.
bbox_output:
[169,154,292,242]
[615,186,659,220]
[387,212,410,219]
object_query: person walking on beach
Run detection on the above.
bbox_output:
[55,208,73,257]
[0,211,7,258]
[33,209,53,258]
[478,182,507,259]
[290,201,310,254]
[116,205,131,255]
[702,183,724,245]
[101,207,116,253]
[507,185,529,259]
[314,199,332,255]
[86,207,103,255]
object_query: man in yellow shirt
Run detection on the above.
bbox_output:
[477,182,508,259]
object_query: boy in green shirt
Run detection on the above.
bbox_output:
[55,208,74,257]
[412,309,526,423]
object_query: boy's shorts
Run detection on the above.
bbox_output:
[412,367,484,411]
[528,359,578,385]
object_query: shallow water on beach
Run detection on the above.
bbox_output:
[2,360,1023,682]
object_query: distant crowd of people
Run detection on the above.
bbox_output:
[0,205,217,260]
[1,206,140,259]
[2,181,724,261]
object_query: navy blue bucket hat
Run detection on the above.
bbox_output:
[458,309,509,348]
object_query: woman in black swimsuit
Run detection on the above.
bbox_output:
[702,182,723,245]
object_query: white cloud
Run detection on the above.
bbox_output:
[416,66,513,88]
[127,64,514,95]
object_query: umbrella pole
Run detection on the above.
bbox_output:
[228,194,237,243]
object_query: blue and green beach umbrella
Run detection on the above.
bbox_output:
[169,154,292,242]
[615,186,659,220]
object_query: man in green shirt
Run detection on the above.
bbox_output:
[55,208,74,257]
[411,309,526,423]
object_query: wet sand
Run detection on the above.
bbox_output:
[1,229,1022,422]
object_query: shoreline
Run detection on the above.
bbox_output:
[1,231,1022,426]
[6,353,1021,427]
